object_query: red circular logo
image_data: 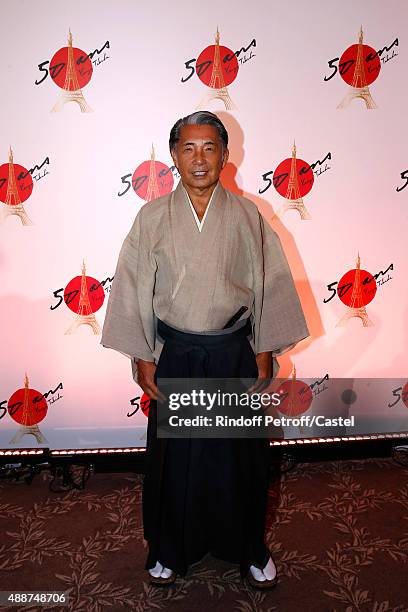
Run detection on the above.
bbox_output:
[140,392,151,417]
[132,161,174,201]
[275,379,313,416]
[403,382,408,410]
[0,163,33,204]
[337,268,377,307]
[64,276,105,313]
[273,158,314,198]
[339,44,381,86]
[8,388,48,425]
[196,45,239,87]
[50,47,93,90]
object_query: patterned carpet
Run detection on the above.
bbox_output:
[1,457,408,612]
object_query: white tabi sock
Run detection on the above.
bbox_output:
[249,556,277,581]
[148,561,173,578]
[262,557,277,580]
[148,561,163,577]
[249,564,266,581]
[160,566,173,578]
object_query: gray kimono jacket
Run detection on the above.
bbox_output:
[101,181,310,380]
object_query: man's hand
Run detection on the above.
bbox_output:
[137,359,166,402]
[248,351,272,394]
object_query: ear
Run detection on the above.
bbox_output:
[221,147,229,169]
[170,147,178,169]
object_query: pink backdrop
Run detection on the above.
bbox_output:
[0,0,407,449]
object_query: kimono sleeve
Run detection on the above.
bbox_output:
[100,209,157,374]
[257,213,310,356]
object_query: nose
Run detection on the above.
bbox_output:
[192,148,205,164]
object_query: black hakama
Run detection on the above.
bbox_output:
[143,319,271,579]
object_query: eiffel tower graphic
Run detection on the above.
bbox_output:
[281,364,307,435]
[336,253,374,327]
[65,260,102,334]
[145,144,160,202]
[0,147,33,226]
[337,26,377,109]
[51,29,93,113]
[286,364,299,417]
[9,374,48,445]
[275,142,311,220]
[197,27,237,110]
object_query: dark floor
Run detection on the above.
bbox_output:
[1,457,408,612]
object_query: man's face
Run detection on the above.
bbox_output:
[171,124,229,192]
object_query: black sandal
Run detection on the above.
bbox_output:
[149,568,176,586]
[246,570,278,590]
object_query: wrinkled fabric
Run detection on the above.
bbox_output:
[101,181,310,379]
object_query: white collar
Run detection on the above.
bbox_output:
[183,183,218,232]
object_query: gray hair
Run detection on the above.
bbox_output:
[169,111,228,152]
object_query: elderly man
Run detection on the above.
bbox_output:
[101,111,309,588]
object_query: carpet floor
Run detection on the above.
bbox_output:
[1,457,407,612]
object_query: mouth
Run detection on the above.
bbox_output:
[192,170,208,178]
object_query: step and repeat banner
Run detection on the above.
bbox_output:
[0,0,407,449]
